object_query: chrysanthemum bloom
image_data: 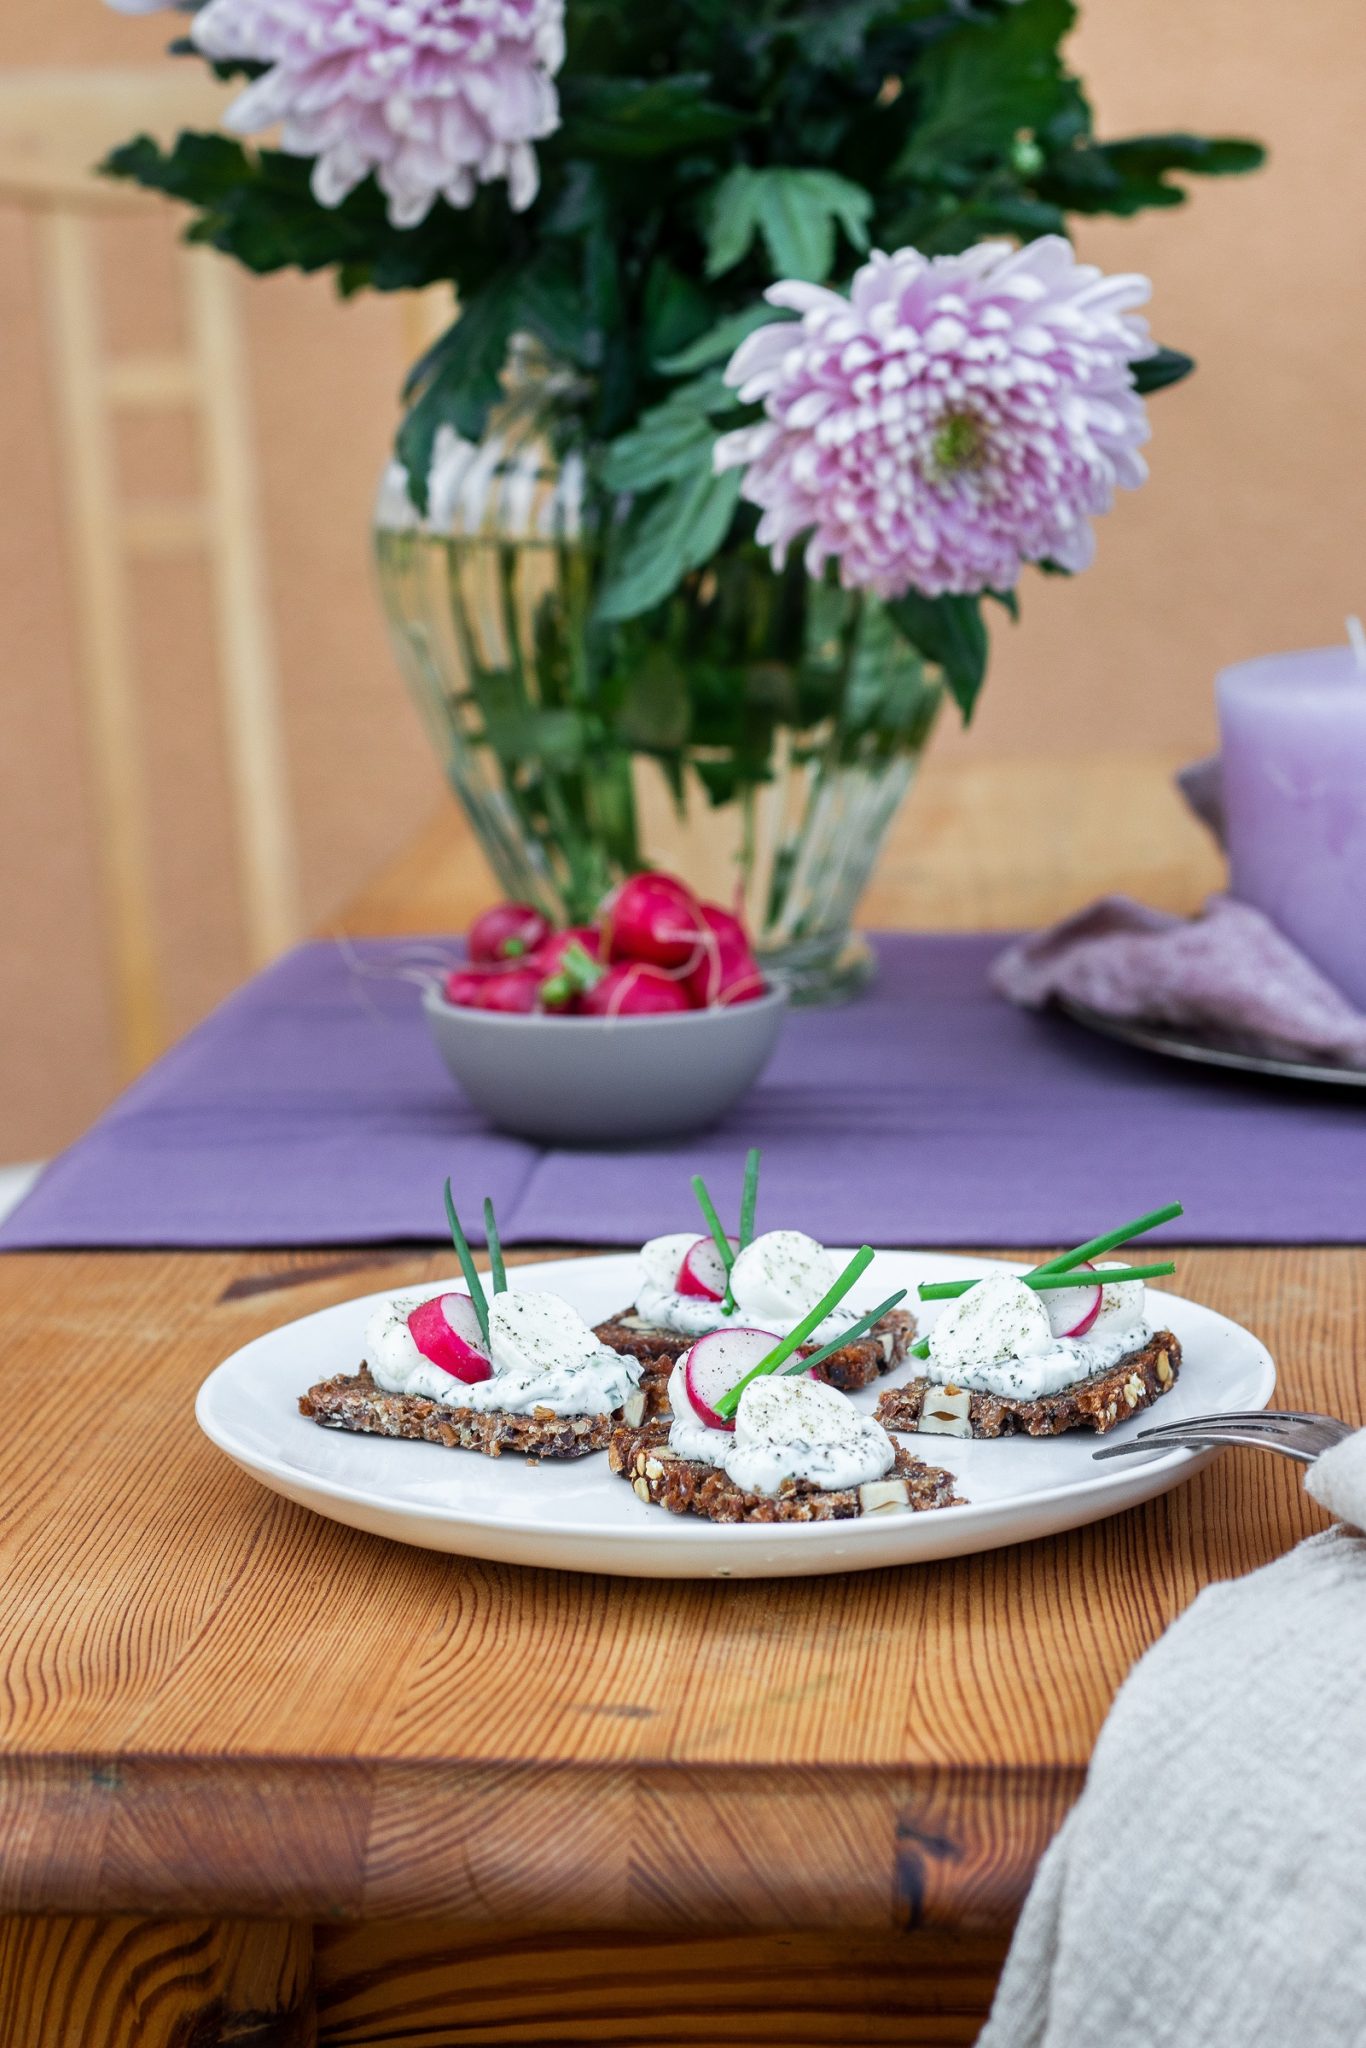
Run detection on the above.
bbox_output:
[183,0,564,226]
[714,237,1154,599]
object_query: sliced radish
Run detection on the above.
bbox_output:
[407,1292,493,1383]
[1044,1262,1103,1340]
[682,1326,782,1432]
[675,1235,736,1301]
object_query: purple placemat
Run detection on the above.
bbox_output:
[4,935,1363,1252]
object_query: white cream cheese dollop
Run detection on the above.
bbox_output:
[637,1228,859,1345]
[665,1360,894,1496]
[366,1288,640,1417]
[925,1266,1153,1400]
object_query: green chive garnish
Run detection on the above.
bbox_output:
[483,1197,507,1296]
[1030,1201,1184,1278]
[910,1203,1184,1358]
[691,1172,738,1312]
[918,1261,1174,1302]
[738,1147,761,1251]
[443,1177,489,1345]
[714,1245,875,1421]
[783,1289,907,1381]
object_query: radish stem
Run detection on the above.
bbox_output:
[691,1174,738,1311]
[443,1179,489,1345]
[783,1289,907,1380]
[482,1197,507,1295]
[715,1245,874,1420]
[738,1147,761,1250]
[918,1261,1173,1302]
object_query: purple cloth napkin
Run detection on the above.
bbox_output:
[994,894,1366,1066]
[3,934,1365,1254]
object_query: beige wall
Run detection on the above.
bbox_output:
[2,0,1363,1157]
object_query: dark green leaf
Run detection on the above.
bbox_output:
[895,0,1080,174]
[885,590,989,723]
[558,74,750,155]
[656,305,784,376]
[599,374,735,492]
[595,468,743,623]
[395,276,522,513]
[705,166,873,283]
[1132,345,1195,395]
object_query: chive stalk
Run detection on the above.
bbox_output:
[738,1148,761,1251]
[483,1197,507,1295]
[910,1203,1184,1358]
[783,1289,907,1381]
[443,1178,489,1346]
[1030,1202,1184,1278]
[917,1261,1174,1302]
[714,1245,875,1420]
[691,1172,738,1312]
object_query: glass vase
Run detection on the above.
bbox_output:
[373,353,942,1002]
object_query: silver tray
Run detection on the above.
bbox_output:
[1057,998,1366,1091]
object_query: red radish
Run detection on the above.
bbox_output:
[475,968,542,1014]
[406,1292,493,1383]
[469,902,552,965]
[1047,1262,1103,1339]
[579,961,691,1019]
[600,872,709,970]
[536,927,602,1012]
[684,904,767,1008]
[675,1235,736,1301]
[682,1327,783,1432]
[443,962,522,1008]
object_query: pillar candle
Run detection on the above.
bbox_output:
[1218,639,1366,1008]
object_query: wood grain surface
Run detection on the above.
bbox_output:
[0,1240,1349,1932]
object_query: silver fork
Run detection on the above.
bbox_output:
[1093,1409,1353,1467]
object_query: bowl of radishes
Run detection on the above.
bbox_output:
[422,873,787,1144]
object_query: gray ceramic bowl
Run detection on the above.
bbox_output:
[422,982,788,1144]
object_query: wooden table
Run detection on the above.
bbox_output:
[0,759,1349,2047]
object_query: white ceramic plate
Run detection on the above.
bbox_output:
[196,1250,1276,1580]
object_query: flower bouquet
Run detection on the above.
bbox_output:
[106,0,1262,998]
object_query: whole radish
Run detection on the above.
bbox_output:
[442,963,509,1009]
[536,927,601,1012]
[406,1292,492,1383]
[580,961,691,1019]
[469,902,552,965]
[600,872,709,970]
[684,903,767,1008]
[475,967,542,1014]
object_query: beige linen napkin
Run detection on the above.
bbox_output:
[978,1436,1366,2047]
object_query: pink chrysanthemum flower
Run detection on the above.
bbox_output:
[714,237,1155,599]
[183,0,564,227]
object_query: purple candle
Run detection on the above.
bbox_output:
[1218,630,1366,1008]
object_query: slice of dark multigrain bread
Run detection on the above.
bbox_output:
[592,1305,917,1404]
[875,1330,1182,1441]
[299,1364,656,1460]
[608,1418,963,1524]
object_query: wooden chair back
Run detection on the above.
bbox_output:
[0,69,299,1074]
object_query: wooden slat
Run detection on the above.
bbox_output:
[0,1916,314,2048]
[103,356,202,410]
[38,207,164,1074]
[313,1923,1010,2047]
[186,244,301,968]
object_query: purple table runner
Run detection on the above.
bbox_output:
[4,934,1363,1252]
